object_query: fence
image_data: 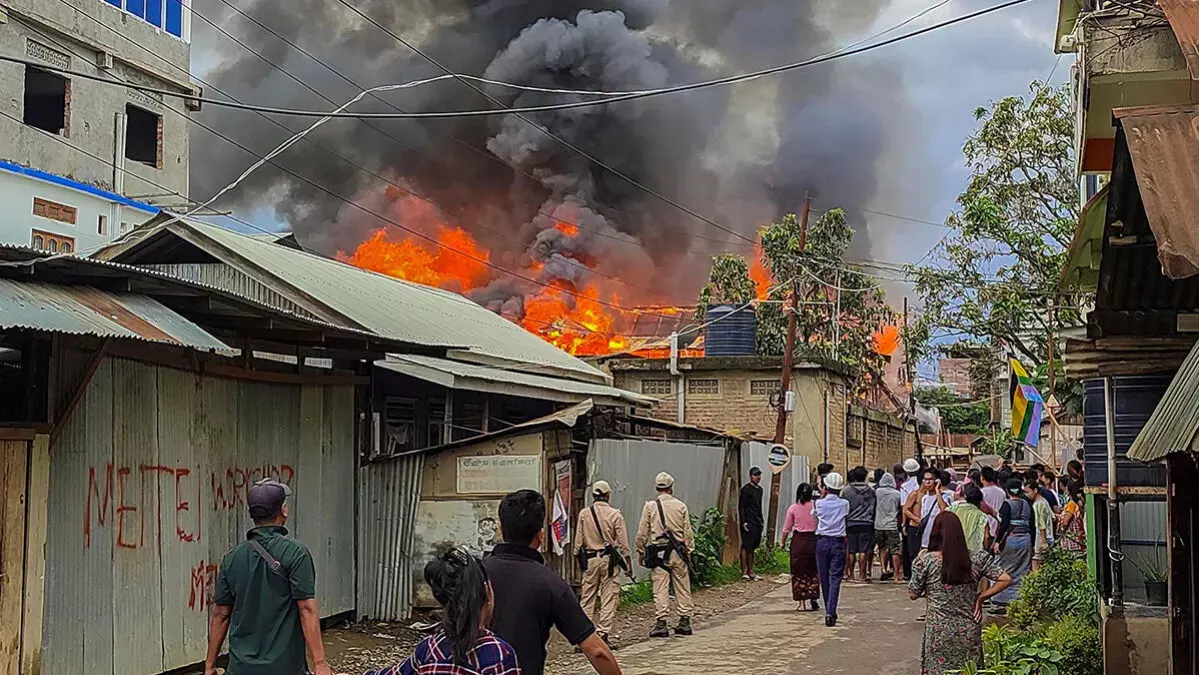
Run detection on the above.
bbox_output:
[357,453,425,622]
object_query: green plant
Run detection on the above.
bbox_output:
[689,507,727,587]
[619,580,653,608]
[1042,615,1102,675]
[753,545,788,575]
[1129,544,1167,583]
[945,624,1064,675]
[1007,547,1097,630]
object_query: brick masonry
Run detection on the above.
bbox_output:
[610,357,916,476]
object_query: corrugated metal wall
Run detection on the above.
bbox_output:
[41,357,357,675]
[742,441,811,546]
[357,453,424,622]
[587,439,727,579]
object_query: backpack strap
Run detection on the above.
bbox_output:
[248,538,292,589]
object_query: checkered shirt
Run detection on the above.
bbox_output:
[366,629,521,675]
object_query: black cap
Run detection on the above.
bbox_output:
[749,466,762,476]
[248,478,292,520]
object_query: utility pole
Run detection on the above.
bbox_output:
[766,196,811,548]
[905,297,925,461]
[1048,304,1058,469]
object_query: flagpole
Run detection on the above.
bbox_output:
[1048,305,1057,469]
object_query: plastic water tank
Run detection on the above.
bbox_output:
[705,304,757,356]
[1081,376,1171,488]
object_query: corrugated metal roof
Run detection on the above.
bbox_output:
[378,354,655,407]
[1127,337,1199,461]
[1059,185,1110,291]
[1114,104,1199,279]
[1160,0,1199,79]
[116,217,610,385]
[0,279,230,350]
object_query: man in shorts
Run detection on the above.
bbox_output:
[843,466,877,582]
[873,472,903,582]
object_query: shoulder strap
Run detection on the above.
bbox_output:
[590,506,609,547]
[248,538,289,582]
[656,497,669,532]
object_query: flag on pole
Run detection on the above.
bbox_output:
[1010,359,1045,447]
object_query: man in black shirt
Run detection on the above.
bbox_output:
[485,489,622,675]
[738,467,765,580]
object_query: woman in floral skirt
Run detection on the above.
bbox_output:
[908,512,1012,675]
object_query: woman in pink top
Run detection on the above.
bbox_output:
[783,483,820,611]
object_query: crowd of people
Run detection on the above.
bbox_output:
[765,457,1088,675]
[201,458,1087,675]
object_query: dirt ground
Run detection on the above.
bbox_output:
[325,575,785,674]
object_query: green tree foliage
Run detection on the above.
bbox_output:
[914,386,990,434]
[908,81,1083,390]
[698,209,896,392]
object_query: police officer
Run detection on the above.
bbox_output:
[575,480,631,647]
[636,472,695,638]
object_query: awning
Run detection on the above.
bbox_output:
[1160,0,1199,80]
[1114,104,1199,279]
[377,354,656,407]
[0,279,230,350]
[1058,185,1110,291]
[1128,337,1199,462]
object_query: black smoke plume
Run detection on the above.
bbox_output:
[191,0,916,314]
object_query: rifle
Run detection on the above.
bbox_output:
[655,499,692,572]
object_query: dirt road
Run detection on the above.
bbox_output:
[548,581,925,675]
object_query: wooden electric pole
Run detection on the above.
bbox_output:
[766,196,811,548]
[905,297,925,461]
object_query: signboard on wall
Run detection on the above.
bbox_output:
[412,500,502,606]
[457,455,541,494]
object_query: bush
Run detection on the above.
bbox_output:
[957,624,1064,675]
[1042,615,1102,675]
[619,580,653,608]
[754,545,788,575]
[689,507,727,587]
[1007,547,1097,630]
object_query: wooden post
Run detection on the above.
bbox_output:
[766,196,811,548]
[905,297,924,461]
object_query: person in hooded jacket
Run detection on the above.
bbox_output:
[873,472,904,582]
[843,466,877,582]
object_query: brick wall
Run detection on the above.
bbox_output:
[611,363,912,475]
[938,357,975,397]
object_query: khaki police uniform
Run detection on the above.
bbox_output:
[636,492,695,620]
[575,499,630,636]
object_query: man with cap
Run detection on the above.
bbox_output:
[738,467,765,581]
[575,480,631,646]
[814,471,849,627]
[636,472,695,638]
[205,479,335,675]
[899,458,922,580]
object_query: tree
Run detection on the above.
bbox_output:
[697,209,897,393]
[907,81,1083,409]
[914,385,990,435]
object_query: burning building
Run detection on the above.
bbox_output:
[190,1,927,357]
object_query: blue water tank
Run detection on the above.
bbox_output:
[1082,376,1170,488]
[705,304,757,356]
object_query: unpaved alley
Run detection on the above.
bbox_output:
[549,581,925,675]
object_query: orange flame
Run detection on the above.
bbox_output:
[749,246,771,301]
[343,227,491,292]
[554,221,580,236]
[872,324,900,357]
[521,282,630,356]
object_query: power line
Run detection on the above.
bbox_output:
[12,17,687,319]
[327,0,757,246]
[0,0,1033,121]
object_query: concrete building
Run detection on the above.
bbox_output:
[606,355,916,474]
[0,0,195,252]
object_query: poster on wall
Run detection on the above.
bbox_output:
[551,460,572,555]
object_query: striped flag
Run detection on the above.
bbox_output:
[1010,359,1044,447]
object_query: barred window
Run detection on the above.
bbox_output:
[641,379,673,395]
[687,379,719,395]
[750,379,782,396]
